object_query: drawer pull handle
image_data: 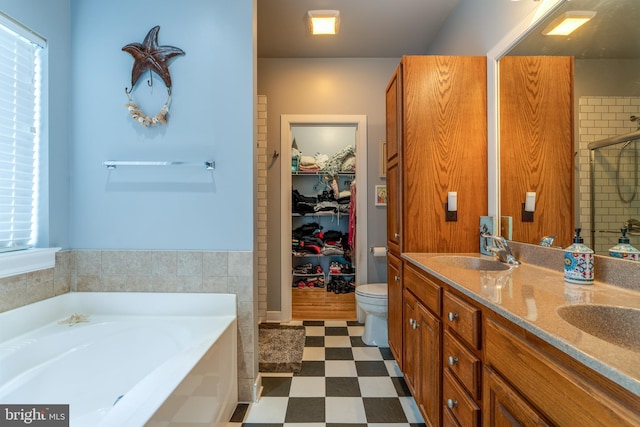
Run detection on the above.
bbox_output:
[394,275,400,281]
[394,233,400,238]
[448,356,459,366]
[448,312,459,322]
[447,399,458,409]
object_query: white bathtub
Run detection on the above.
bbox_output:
[0,292,237,427]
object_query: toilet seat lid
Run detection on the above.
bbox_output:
[356,283,387,297]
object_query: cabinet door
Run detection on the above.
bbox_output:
[402,56,487,253]
[500,56,574,247]
[386,65,401,254]
[403,289,419,396]
[385,66,401,162]
[483,366,551,427]
[387,252,403,367]
[417,302,442,427]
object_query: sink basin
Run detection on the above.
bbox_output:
[557,304,640,352]
[431,256,510,271]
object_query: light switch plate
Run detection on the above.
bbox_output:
[480,216,493,255]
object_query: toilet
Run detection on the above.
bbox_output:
[355,283,388,347]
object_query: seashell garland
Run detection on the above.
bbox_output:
[125,90,171,127]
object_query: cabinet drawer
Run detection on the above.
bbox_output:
[403,263,441,315]
[443,329,481,399]
[443,369,480,427]
[443,291,480,349]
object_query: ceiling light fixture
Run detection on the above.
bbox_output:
[307,10,340,35]
[542,10,596,36]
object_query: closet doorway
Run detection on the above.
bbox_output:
[281,115,367,321]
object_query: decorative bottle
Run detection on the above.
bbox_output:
[563,228,594,285]
[609,228,640,261]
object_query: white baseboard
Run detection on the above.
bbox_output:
[266,310,282,323]
[253,373,263,402]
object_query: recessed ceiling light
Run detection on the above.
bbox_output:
[542,11,596,36]
[307,10,340,35]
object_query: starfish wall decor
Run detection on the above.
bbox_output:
[122,26,185,127]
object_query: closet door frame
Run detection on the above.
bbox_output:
[280,114,368,322]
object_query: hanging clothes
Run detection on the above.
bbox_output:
[348,179,356,254]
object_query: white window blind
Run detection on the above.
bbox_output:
[0,15,43,252]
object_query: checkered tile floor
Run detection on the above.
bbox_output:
[229,320,425,426]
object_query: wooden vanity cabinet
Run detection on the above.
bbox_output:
[399,261,640,427]
[442,290,482,427]
[484,317,640,427]
[400,264,484,427]
[403,263,443,427]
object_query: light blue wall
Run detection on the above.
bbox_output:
[69,0,254,250]
[0,0,72,249]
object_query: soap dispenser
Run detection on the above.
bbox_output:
[609,228,640,261]
[563,228,594,285]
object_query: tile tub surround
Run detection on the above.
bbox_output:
[0,249,257,402]
[402,252,640,396]
[0,250,73,313]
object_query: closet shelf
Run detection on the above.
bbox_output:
[292,211,348,217]
[292,253,345,258]
[292,171,354,176]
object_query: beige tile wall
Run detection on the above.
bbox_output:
[256,95,268,322]
[0,250,72,313]
[0,249,257,402]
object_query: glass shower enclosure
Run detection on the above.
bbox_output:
[588,129,640,254]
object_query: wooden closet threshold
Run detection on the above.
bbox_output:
[292,287,357,320]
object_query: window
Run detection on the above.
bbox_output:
[0,13,44,253]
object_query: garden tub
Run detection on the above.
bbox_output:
[0,292,237,426]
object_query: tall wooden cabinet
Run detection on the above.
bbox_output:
[385,56,487,412]
[385,66,403,366]
[500,56,574,247]
[398,56,487,253]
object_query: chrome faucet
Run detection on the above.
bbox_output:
[480,232,520,265]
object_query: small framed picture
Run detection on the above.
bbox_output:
[375,185,387,206]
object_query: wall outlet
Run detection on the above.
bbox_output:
[480,216,493,255]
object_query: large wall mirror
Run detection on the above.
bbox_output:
[498,0,640,255]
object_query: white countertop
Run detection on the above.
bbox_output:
[402,252,640,396]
